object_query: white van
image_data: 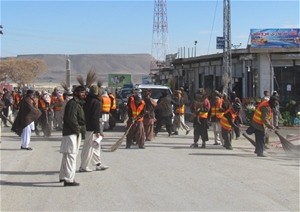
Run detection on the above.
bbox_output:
[135,84,173,102]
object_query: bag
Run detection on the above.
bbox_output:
[246,125,255,135]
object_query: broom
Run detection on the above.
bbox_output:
[274,131,298,153]
[242,133,256,147]
[110,119,136,152]
[110,111,148,152]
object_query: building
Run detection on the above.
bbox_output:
[155,46,299,104]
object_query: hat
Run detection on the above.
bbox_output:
[175,90,182,95]
[26,89,34,95]
[89,85,99,96]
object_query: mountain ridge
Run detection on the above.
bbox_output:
[16,53,152,85]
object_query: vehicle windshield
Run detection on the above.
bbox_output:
[141,88,172,100]
[121,89,132,98]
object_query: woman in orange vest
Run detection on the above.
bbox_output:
[250,95,278,157]
[126,88,146,149]
[220,102,241,150]
[190,88,210,148]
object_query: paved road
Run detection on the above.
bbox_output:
[1,124,299,211]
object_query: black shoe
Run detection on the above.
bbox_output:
[172,131,178,135]
[200,145,206,148]
[257,154,266,157]
[190,143,198,148]
[139,146,145,149]
[185,130,190,135]
[59,179,65,182]
[64,181,80,186]
[276,126,280,129]
[20,146,33,150]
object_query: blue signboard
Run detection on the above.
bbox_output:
[250,28,300,48]
[216,36,225,49]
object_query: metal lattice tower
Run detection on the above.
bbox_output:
[222,0,232,93]
[151,0,168,71]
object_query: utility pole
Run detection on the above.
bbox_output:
[222,0,232,94]
[66,55,71,91]
[150,0,168,74]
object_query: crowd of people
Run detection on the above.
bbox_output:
[0,84,299,186]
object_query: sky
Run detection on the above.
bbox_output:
[0,0,299,58]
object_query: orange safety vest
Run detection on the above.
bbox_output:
[109,94,117,110]
[211,98,224,118]
[39,98,47,110]
[102,96,111,113]
[198,111,208,119]
[14,93,22,109]
[175,104,185,115]
[54,96,64,111]
[220,108,238,131]
[252,101,272,125]
[129,98,145,122]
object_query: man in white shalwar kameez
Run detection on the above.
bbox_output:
[59,86,86,186]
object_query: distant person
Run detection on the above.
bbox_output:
[126,88,146,149]
[154,90,175,137]
[11,90,42,150]
[220,102,241,150]
[101,91,111,130]
[59,86,86,186]
[0,91,5,143]
[173,90,190,135]
[272,91,281,129]
[190,88,210,148]
[208,90,224,145]
[2,88,13,127]
[262,90,270,101]
[142,89,157,141]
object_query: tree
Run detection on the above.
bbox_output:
[0,58,47,86]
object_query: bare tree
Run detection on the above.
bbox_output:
[0,58,47,86]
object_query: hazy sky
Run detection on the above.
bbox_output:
[0,0,299,58]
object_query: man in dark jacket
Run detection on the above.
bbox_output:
[59,86,86,186]
[154,91,176,137]
[79,85,108,172]
[11,89,42,150]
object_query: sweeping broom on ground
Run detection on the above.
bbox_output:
[110,119,137,152]
[110,112,148,152]
[274,131,299,154]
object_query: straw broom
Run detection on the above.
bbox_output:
[110,111,148,152]
[110,119,136,152]
[274,131,299,154]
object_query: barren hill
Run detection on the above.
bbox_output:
[17,54,152,86]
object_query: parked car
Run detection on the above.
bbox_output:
[135,84,173,102]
